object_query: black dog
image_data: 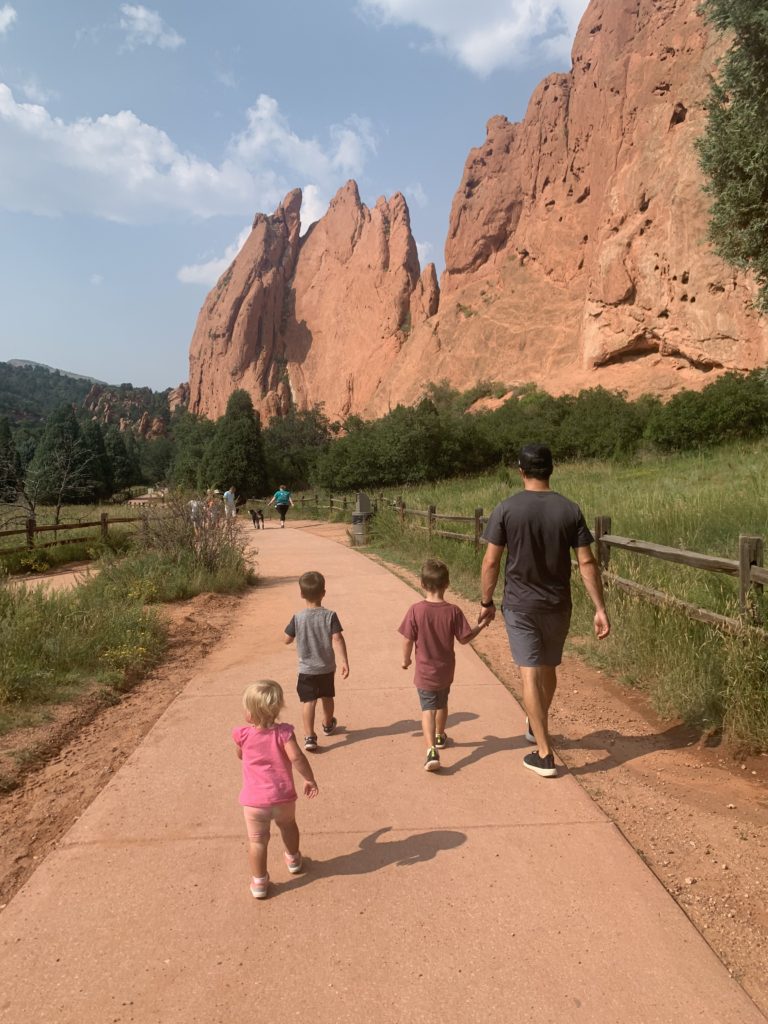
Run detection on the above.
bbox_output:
[249,508,266,529]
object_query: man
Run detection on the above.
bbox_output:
[223,486,237,520]
[479,444,610,778]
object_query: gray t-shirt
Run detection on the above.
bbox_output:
[482,490,594,611]
[285,608,343,675]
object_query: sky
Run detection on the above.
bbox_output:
[0,0,590,391]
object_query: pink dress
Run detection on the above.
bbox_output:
[232,723,298,807]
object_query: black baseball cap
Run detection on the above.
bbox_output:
[518,443,554,476]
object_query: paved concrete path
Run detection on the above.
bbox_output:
[0,523,764,1024]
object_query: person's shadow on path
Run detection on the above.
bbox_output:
[558,722,699,777]
[317,712,479,752]
[269,826,467,896]
[440,734,528,776]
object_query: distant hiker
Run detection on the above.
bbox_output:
[224,486,237,520]
[233,681,318,899]
[187,498,203,533]
[399,559,487,772]
[284,571,349,752]
[479,444,610,778]
[268,485,293,528]
[249,507,265,529]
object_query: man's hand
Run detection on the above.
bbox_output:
[478,604,497,627]
[594,609,611,639]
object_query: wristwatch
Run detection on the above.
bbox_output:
[480,599,495,608]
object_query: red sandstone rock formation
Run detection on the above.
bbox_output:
[187,183,432,422]
[386,0,768,405]
[187,0,767,421]
[168,382,189,413]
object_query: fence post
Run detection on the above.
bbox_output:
[474,508,483,549]
[428,504,436,542]
[315,493,319,507]
[329,492,333,512]
[594,515,612,571]
[739,535,764,623]
[25,516,35,550]
[342,495,348,512]
[100,511,109,542]
[398,498,405,525]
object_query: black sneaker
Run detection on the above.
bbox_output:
[322,717,337,736]
[434,732,447,749]
[424,747,441,772]
[523,751,557,777]
[524,718,536,744]
[304,734,318,752]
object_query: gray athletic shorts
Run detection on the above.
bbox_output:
[416,686,451,711]
[502,606,571,667]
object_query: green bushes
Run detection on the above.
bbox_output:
[364,442,768,751]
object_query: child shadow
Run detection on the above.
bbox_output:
[318,711,479,752]
[270,826,467,895]
[440,734,527,776]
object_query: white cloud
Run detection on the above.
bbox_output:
[119,4,184,50]
[405,182,427,208]
[0,4,16,34]
[358,0,590,74]
[18,77,56,104]
[300,184,327,232]
[416,240,433,266]
[0,85,377,224]
[177,224,251,285]
[216,70,237,89]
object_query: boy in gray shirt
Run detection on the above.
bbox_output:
[284,571,349,751]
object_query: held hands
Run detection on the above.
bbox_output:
[477,604,497,627]
[594,609,611,639]
[304,780,319,799]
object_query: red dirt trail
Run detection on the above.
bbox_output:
[0,523,765,1023]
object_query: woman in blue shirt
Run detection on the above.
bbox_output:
[268,485,294,528]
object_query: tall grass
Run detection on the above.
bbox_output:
[363,440,768,751]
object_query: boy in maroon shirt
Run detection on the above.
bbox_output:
[399,559,487,771]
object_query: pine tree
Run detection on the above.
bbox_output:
[203,390,267,498]
[697,0,768,310]
[80,420,114,500]
[168,411,216,490]
[0,416,21,503]
[25,406,94,519]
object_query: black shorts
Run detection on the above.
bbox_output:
[297,672,335,702]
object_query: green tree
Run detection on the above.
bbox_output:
[0,416,21,503]
[104,426,137,493]
[168,411,217,490]
[263,406,331,489]
[25,406,95,521]
[80,420,114,500]
[697,0,768,310]
[203,390,267,497]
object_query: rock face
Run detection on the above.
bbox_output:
[187,0,768,421]
[83,383,169,438]
[188,183,431,421]
[387,0,768,405]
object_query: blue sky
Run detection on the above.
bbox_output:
[0,0,589,390]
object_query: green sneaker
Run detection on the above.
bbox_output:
[424,747,441,772]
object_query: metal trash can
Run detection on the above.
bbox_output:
[350,492,373,547]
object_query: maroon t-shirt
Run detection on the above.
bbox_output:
[398,600,474,690]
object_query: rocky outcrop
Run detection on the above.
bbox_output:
[387,0,768,404]
[168,382,189,413]
[187,0,767,420]
[83,383,170,438]
[188,182,435,421]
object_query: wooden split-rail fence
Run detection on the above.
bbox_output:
[279,492,765,637]
[0,513,148,557]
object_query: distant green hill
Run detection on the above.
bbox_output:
[0,361,94,425]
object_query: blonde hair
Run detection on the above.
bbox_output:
[242,680,285,728]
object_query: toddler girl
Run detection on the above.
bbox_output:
[233,680,319,898]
